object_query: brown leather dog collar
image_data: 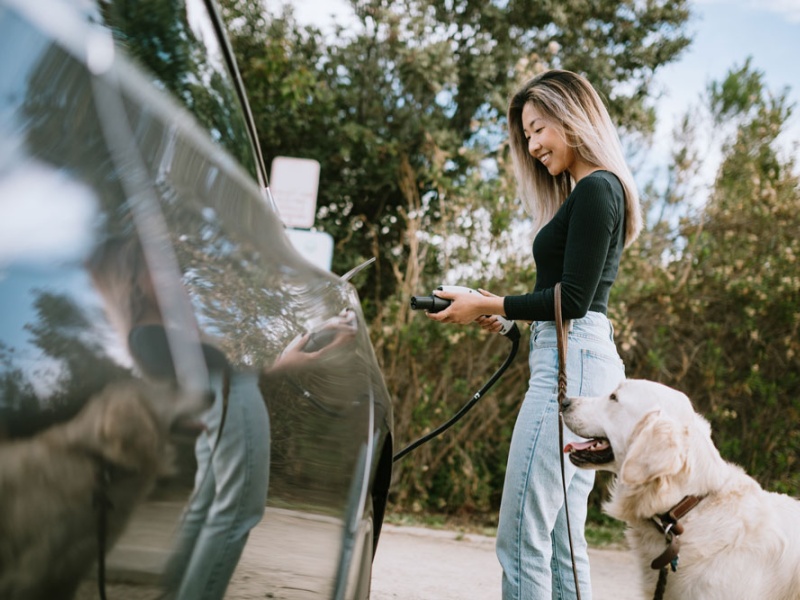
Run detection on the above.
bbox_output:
[650,495,705,570]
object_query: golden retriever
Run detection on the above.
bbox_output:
[562,379,800,600]
[0,379,206,600]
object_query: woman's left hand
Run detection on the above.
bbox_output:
[425,288,500,326]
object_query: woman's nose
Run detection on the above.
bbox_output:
[528,137,539,154]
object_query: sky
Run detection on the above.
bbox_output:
[651,0,800,184]
[285,0,800,188]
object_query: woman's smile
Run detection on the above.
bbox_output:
[522,102,596,181]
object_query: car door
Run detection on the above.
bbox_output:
[0,0,392,597]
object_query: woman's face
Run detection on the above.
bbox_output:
[521,103,589,180]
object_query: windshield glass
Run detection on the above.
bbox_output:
[92,0,259,180]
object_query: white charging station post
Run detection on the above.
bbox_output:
[269,156,333,271]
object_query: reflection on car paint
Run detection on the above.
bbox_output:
[0,0,393,598]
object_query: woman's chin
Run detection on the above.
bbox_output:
[546,164,564,176]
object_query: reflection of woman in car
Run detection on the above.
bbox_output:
[87,234,356,599]
[87,235,268,600]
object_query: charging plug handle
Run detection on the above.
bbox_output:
[436,286,516,337]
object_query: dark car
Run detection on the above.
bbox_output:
[0,0,393,598]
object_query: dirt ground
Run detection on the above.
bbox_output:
[371,523,644,600]
[76,503,645,599]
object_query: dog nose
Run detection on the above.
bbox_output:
[561,397,572,412]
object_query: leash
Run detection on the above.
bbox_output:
[556,283,701,600]
[649,494,704,600]
[93,461,114,600]
[554,283,581,599]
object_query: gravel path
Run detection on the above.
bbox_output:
[372,523,645,600]
[75,503,645,599]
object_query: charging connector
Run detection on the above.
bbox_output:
[410,285,518,340]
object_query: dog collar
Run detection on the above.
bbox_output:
[650,494,705,571]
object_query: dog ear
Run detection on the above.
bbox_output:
[97,382,162,471]
[620,410,686,487]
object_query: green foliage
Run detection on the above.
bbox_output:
[218,2,799,521]
[100,0,257,175]
[585,502,626,547]
[388,59,800,517]
[219,0,691,314]
[617,60,800,499]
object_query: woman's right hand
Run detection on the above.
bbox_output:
[426,287,506,330]
[475,315,504,334]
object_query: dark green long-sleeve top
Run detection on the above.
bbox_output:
[503,170,626,322]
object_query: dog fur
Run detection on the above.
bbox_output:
[0,379,204,600]
[562,379,800,600]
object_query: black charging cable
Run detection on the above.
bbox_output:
[393,320,520,462]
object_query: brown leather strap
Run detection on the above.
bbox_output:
[650,494,704,570]
[660,494,703,535]
[555,284,569,403]
[653,566,669,600]
[555,283,581,599]
[649,495,705,600]
[650,534,680,571]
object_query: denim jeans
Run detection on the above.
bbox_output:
[163,371,270,600]
[496,312,624,600]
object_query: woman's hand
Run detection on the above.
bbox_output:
[425,288,504,327]
[474,289,506,333]
[475,315,504,335]
[270,310,357,375]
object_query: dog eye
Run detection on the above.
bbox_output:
[609,393,618,402]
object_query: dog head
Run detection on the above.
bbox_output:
[73,379,211,473]
[561,379,708,485]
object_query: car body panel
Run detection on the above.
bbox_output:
[0,0,393,597]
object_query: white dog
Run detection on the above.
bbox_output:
[0,379,207,600]
[562,379,800,600]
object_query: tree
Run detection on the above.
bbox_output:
[621,60,800,494]
[215,0,698,516]
[220,0,692,309]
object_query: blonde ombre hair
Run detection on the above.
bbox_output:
[86,235,156,340]
[507,69,642,247]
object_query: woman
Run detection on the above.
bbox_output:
[427,69,642,599]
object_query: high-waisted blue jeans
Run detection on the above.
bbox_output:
[164,371,270,600]
[496,312,624,600]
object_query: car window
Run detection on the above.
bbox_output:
[91,0,260,181]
